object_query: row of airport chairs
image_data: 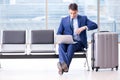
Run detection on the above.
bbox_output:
[0,30,90,70]
[0,30,55,55]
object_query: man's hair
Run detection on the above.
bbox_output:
[69,3,78,11]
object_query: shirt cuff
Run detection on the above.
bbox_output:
[84,26,88,30]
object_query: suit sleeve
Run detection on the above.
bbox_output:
[85,16,98,30]
[57,18,64,35]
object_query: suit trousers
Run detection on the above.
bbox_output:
[58,41,84,68]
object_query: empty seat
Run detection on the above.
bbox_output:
[0,30,26,54]
[30,30,56,54]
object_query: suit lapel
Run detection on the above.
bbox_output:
[66,15,81,35]
[77,15,82,39]
[67,16,73,31]
[77,15,81,28]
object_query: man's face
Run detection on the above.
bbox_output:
[69,9,78,18]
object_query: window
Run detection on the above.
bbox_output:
[0,0,120,42]
[0,0,45,30]
[100,0,120,41]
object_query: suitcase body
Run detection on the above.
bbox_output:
[91,32,118,71]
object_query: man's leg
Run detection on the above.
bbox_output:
[58,44,69,64]
[66,44,74,68]
[58,44,69,75]
[58,42,84,74]
[67,42,84,68]
[74,41,84,52]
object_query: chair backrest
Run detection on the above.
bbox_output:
[31,30,54,44]
[3,30,26,44]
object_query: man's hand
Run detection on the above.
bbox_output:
[75,26,87,34]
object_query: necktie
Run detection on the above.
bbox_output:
[71,18,74,34]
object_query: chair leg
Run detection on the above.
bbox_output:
[85,56,90,71]
[84,52,90,71]
[0,62,1,68]
[84,59,86,67]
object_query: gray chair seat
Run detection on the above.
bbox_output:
[30,30,56,54]
[0,30,26,54]
[0,51,25,53]
[31,50,55,53]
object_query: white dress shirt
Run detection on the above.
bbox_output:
[71,16,80,41]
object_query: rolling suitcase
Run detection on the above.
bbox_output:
[91,32,118,71]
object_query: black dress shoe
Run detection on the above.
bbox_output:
[57,62,63,75]
[61,62,69,72]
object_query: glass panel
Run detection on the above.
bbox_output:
[48,0,69,32]
[48,0,98,42]
[100,0,120,41]
[84,0,98,42]
[0,0,45,30]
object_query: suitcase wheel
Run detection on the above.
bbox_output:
[92,67,94,71]
[96,68,98,72]
[96,67,99,72]
[116,66,118,71]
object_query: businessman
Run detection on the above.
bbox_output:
[57,3,98,75]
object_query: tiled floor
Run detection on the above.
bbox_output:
[0,58,120,80]
[0,44,120,80]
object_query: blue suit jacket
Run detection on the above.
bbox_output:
[57,15,98,48]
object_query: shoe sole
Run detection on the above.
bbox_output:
[57,63,63,75]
